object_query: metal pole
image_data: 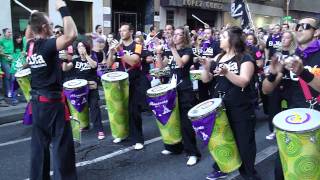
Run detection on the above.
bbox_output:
[13,0,32,13]
[243,0,255,29]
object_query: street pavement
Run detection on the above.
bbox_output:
[0,91,279,180]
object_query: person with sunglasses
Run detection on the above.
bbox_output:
[262,17,320,180]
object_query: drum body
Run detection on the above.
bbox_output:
[147,84,182,145]
[188,98,242,173]
[273,108,320,180]
[149,67,170,78]
[15,68,31,102]
[190,70,203,81]
[101,71,129,139]
[63,79,89,129]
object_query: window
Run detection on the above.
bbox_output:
[166,10,174,25]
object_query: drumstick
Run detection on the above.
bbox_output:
[13,0,33,13]
[192,14,207,26]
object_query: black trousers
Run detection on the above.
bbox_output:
[88,89,103,132]
[30,97,77,180]
[128,76,145,144]
[274,152,284,180]
[213,103,259,180]
[198,81,211,102]
[164,89,201,157]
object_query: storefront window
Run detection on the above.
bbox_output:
[166,10,174,25]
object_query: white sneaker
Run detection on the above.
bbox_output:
[134,143,144,150]
[266,132,276,140]
[186,156,199,166]
[113,138,123,143]
[161,150,172,155]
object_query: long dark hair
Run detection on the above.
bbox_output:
[217,26,246,63]
[13,34,23,51]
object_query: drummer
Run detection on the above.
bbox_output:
[105,23,146,150]
[156,26,201,166]
[27,0,78,178]
[62,41,105,140]
[196,27,221,102]
[201,26,260,180]
[262,17,320,180]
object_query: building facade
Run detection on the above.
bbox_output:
[1,0,320,36]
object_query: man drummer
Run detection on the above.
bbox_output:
[105,23,145,150]
[262,17,320,180]
[27,0,78,179]
[196,27,221,102]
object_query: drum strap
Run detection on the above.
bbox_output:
[27,41,34,58]
[298,77,320,108]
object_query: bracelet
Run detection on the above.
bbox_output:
[299,69,314,83]
[58,6,71,18]
[267,73,277,82]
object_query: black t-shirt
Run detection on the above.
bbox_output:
[91,50,104,63]
[286,50,320,110]
[72,57,98,82]
[114,41,142,82]
[173,47,194,91]
[266,34,281,58]
[200,40,221,58]
[29,38,62,95]
[210,53,255,106]
[141,48,153,74]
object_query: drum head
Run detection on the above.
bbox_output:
[147,84,175,96]
[273,108,320,132]
[101,71,128,82]
[15,68,31,78]
[190,70,203,74]
[188,98,222,119]
[63,79,88,89]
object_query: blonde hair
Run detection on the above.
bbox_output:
[175,26,191,49]
[280,30,297,55]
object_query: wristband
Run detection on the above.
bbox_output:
[299,69,314,83]
[58,6,71,18]
[117,49,125,57]
[267,73,277,82]
[61,59,68,63]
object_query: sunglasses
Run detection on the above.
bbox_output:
[295,23,317,31]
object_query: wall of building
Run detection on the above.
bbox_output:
[0,0,12,31]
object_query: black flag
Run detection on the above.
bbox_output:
[231,0,250,28]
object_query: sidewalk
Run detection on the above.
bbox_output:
[0,89,106,125]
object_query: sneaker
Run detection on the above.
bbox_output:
[206,170,228,180]
[10,98,19,106]
[186,156,199,166]
[134,143,144,150]
[97,132,105,140]
[161,149,173,155]
[113,138,123,143]
[266,132,276,140]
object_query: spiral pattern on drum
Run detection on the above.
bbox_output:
[293,156,320,178]
[286,136,302,157]
[213,144,235,163]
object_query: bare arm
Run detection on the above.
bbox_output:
[85,55,97,68]
[121,54,140,66]
[25,25,34,42]
[262,73,283,94]
[55,0,78,51]
[223,62,255,89]
[62,61,73,71]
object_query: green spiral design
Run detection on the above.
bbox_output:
[213,144,235,163]
[222,125,234,142]
[293,155,320,179]
[17,76,31,102]
[286,135,302,157]
[278,151,288,174]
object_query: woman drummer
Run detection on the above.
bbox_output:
[155,26,201,166]
[62,41,105,140]
[201,26,260,180]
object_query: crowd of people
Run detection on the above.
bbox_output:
[1,0,320,179]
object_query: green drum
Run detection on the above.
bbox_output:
[101,71,129,140]
[63,79,89,129]
[273,108,320,180]
[147,84,182,145]
[15,68,31,102]
[188,98,242,173]
[190,70,203,80]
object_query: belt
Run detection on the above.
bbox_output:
[33,93,71,121]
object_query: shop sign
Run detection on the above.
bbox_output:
[182,0,224,10]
